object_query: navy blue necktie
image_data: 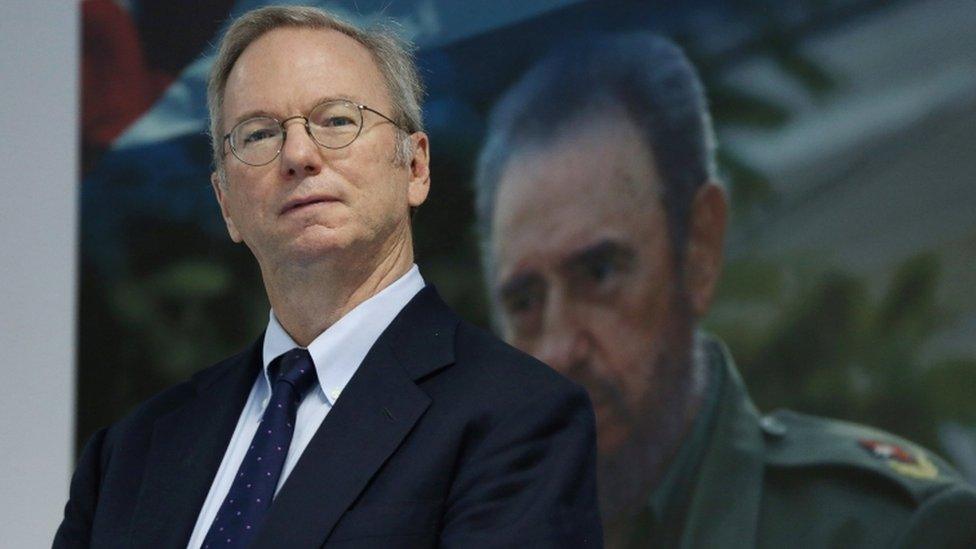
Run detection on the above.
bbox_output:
[202,348,317,548]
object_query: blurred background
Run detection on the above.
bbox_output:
[77,0,976,485]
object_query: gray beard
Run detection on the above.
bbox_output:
[597,316,705,530]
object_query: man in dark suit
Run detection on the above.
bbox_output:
[55,6,601,548]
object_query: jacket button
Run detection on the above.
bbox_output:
[760,415,787,437]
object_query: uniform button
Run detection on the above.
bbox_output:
[262,398,269,407]
[760,415,787,437]
[330,389,341,401]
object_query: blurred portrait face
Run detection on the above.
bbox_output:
[212,27,428,269]
[490,107,694,473]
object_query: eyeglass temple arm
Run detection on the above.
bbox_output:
[360,105,407,131]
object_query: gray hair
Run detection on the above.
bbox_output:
[474,33,717,282]
[208,5,425,180]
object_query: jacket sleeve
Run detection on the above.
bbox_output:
[52,428,108,549]
[439,380,603,548]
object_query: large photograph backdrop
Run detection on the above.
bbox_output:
[80,0,976,480]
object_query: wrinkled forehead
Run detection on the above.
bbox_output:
[489,112,665,279]
[222,27,391,123]
[494,105,659,210]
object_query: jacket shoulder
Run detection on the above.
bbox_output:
[761,409,974,505]
[452,319,580,393]
[412,317,591,425]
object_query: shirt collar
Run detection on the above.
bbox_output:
[261,265,425,404]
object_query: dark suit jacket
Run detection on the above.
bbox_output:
[54,287,602,548]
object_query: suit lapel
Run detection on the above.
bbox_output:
[252,286,458,548]
[129,338,263,548]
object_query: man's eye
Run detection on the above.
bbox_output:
[579,255,626,289]
[497,276,545,332]
[585,257,617,283]
[321,116,357,128]
[570,243,634,292]
[505,293,538,315]
[501,285,545,320]
[243,128,277,144]
[501,291,543,337]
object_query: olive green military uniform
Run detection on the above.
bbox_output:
[632,337,976,548]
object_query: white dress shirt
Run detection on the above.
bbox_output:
[186,265,425,548]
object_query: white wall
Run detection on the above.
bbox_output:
[0,1,77,544]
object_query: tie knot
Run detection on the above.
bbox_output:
[272,348,317,399]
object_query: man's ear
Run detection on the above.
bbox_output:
[682,182,728,318]
[211,171,243,243]
[406,131,430,208]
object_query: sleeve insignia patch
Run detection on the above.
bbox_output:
[858,439,939,479]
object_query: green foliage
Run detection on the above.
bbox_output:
[693,3,974,454]
[77,221,268,450]
[680,0,841,222]
[707,253,976,451]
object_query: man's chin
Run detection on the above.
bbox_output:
[276,227,355,264]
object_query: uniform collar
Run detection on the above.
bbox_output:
[644,336,725,545]
[678,335,765,548]
[261,265,425,405]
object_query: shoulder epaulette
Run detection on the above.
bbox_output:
[759,409,966,504]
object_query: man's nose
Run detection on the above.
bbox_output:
[535,318,591,377]
[279,118,323,179]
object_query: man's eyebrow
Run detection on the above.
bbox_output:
[497,271,544,301]
[228,94,363,130]
[560,239,634,273]
[229,108,278,130]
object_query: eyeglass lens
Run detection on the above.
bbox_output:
[229,100,365,166]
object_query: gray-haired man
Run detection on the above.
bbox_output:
[55,7,601,548]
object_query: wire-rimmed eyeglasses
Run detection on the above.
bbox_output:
[222,99,403,166]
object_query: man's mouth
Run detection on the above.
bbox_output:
[280,194,340,215]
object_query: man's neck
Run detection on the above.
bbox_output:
[261,234,415,347]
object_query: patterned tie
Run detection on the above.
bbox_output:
[202,348,317,548]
